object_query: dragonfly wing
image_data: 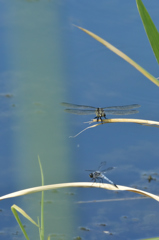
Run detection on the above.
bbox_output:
[103,104,141,110]
[104,109,139,115]
[98,161,107,170]
[101,167,115,173]
[61,102,96,109]
[64,109,95,115]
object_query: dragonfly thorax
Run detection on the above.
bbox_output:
[89,171,101,179]
[95,108,106,118]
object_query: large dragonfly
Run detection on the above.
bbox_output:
[61,102,140,121]
[86,161,118,188]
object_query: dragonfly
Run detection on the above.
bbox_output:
[86,161,118,188]
[61,102,141,121]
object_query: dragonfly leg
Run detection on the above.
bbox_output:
[98,178,103,183]
[94,116,99,122]
[100,117,103,123]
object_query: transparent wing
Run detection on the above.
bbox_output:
[103,104,141,110]
[86,161,107,172]
[61,102,96,109]
[98,161,107,170]
[104,109,139,115]
[61,102,141,110]
[64,109,95,115]
[101,167,115,173]
[64,109,139,115]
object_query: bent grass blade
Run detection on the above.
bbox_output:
[11,204,40,240]
[69,123,101,138]
[2,182,159,202]
[69,118,159,137]
[137,0,159,64]
[97,118,159,126]
[74,25,159,87]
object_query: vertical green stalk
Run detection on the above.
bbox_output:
[38,156,44,240]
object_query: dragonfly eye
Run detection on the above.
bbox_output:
[89,173,93,178]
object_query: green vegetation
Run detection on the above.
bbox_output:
[11,157,44,240]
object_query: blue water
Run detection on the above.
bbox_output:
[0,0,159,239]
[63,0,159,239]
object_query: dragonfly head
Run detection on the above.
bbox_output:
[89,173,93,178]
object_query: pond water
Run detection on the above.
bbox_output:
[0,0,159,239]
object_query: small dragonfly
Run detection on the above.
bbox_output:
[61,102,140,121]
[86,161,118,188]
